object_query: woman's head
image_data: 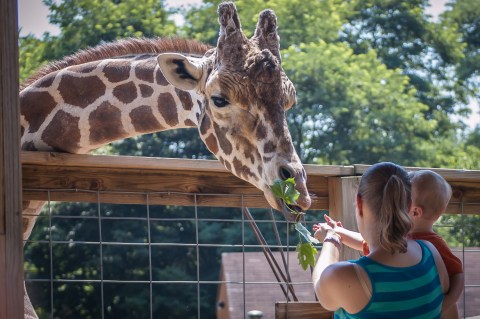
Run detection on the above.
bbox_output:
[358,162,412,254]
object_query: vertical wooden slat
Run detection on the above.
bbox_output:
[0,0,23,318]
[327,177,361,261]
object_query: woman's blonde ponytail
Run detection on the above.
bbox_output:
[358,162,412,254]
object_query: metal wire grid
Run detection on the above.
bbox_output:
[23,188,323,319]
[439,200,480,319]
[23,189,480,318]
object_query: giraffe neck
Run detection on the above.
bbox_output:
[20,54,203,154]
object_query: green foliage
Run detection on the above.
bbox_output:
[18,35,48,82]
[283,41,437,165]
[42,0,177,60]
[182,0,351,46]
[440,0,480,102]
[271,178,300,205]
[296,242,318,271]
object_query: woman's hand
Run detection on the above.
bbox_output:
[313,223,334,242]
[324,215,343,228]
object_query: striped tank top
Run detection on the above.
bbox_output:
[334,240,444,319]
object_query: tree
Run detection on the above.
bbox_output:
[42,0,177,60]
[182,0,351,47]
[341,0,468,125]
[19,35,47,82]
[439,0,480,109]
[283,41,435,165]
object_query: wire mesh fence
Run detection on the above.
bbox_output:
[23,189,480,318]
[24,189,327,319]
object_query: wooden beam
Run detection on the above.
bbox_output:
[275,301,333,319]
[21,152,343,210]
[0,0,23,317]
[327,176,362,261]
[21,151,355,176]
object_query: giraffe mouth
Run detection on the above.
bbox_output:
[280,200,305,222]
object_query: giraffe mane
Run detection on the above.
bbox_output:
[21,37,212,91]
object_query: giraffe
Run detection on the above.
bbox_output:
[20,2,310,317]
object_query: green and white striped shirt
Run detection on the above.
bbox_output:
[335,240,444,319]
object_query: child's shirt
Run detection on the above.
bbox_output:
[409,231,464,276]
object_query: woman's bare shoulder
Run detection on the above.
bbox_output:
[319,261,368,312]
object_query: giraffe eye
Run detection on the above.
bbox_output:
[211,96,229,108]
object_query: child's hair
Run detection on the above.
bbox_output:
[408,170,452,221]
[358,162,412,254]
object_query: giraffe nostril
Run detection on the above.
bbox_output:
[279,166,294,180]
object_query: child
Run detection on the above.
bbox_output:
[315,169,464,318]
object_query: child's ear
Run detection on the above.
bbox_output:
[411,206,423,218]
[356,194,363,217]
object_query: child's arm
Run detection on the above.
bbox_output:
[442,272,465,318]
[314,215,365,252]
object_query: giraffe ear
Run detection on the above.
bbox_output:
[157,53,203,91]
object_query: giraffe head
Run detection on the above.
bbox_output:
[157,2,310,218]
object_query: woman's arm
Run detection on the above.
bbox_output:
[312,230,343,310]
[441,273,464,319]
[312,229,370,313]
[314,215,365,252]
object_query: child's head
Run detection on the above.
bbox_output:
[358,162,412,254]
[408,170,452,222]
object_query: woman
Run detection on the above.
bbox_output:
[312,162,449,318]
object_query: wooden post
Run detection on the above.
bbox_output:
[327,176,361,261]
[0,0,24,318]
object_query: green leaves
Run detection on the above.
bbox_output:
[296,242,317,271]
[271,179,319,271]
[295,222,319,244]
[295,222,319,270]
[271,178,300,205]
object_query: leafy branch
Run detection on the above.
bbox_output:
[271,178,319,270]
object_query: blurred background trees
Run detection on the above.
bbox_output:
[20,0,479,318]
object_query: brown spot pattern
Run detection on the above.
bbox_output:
[233,157,256,181]
[184,119,196,127]
[263,141,276,153]
[139,84,153,97]
[113,81,137,104]
[223,159,232,172]
[175,88,193,110]
[103,61,131,83]
[35,75,55,88]
[257,165,263,177]
[20,91,57,133]
[130,105,163,133]
[214,123,232,155]
[59,74,106,108]
[42,110,81,152]
[255,121,267,140]
[67,61,101,74]
[199,114,211,135]
[156,69,170,86]
[89,101,127,144]
[204,134,219,154]
[157,93,179,127]
[135,59,156,83]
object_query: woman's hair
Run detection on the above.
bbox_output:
[358,162,412,254]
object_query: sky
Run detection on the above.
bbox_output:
[17,0,479,129]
